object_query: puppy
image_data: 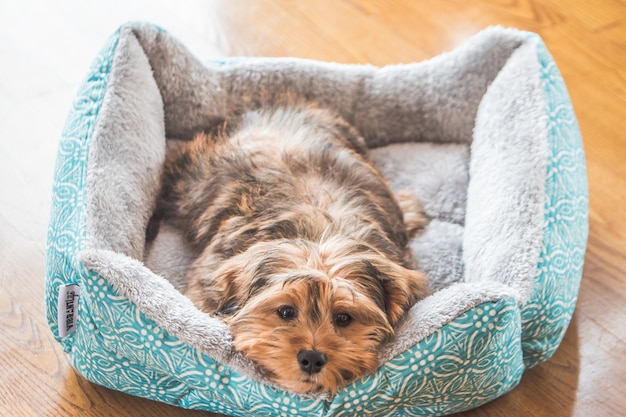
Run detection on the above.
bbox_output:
[154,105,428,394]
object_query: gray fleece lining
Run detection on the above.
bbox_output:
[80,22,548,385]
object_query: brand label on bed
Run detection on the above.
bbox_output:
[57,284,80,338]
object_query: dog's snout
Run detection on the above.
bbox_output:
[297,349,327,374]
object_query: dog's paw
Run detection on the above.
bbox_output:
[395,190,428,238]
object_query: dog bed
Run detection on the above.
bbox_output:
[45,22,588,416]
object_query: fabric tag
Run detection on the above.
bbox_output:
[57,284,80,338]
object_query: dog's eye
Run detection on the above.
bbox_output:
[277,305,297,321]
[334,313,352,327]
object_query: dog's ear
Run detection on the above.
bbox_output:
[185,262,245,316]
[378,263,428,327]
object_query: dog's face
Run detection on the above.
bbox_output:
[186,236,426,394]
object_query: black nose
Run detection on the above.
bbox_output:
[297,350,327,374]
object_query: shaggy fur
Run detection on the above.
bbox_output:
[153,105,428,394]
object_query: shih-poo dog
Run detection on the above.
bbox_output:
[152,104,428,394]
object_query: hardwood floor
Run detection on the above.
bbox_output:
[1,1,624,416]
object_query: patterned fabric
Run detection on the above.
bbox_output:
[45,31,120,352]
[45,26,587,417]
[519,37,589,369]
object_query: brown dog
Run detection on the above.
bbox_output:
[154,105,428,394]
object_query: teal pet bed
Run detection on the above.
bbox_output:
[45,22,588,416]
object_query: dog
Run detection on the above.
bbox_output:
[152,104,428,394]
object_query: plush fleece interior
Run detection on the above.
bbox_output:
[79,23,548,387]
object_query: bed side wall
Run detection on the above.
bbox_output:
[464,39,549,303]
[44,28,120,349]
[520,38,589,368]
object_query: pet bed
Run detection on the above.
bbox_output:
[45,22,588,416]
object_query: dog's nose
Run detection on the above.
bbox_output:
[297,349,327,374]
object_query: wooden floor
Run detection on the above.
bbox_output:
[1,1,625,416]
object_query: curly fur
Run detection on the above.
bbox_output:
[153,105,428,394]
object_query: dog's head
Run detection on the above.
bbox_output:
[186,236,427,394]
